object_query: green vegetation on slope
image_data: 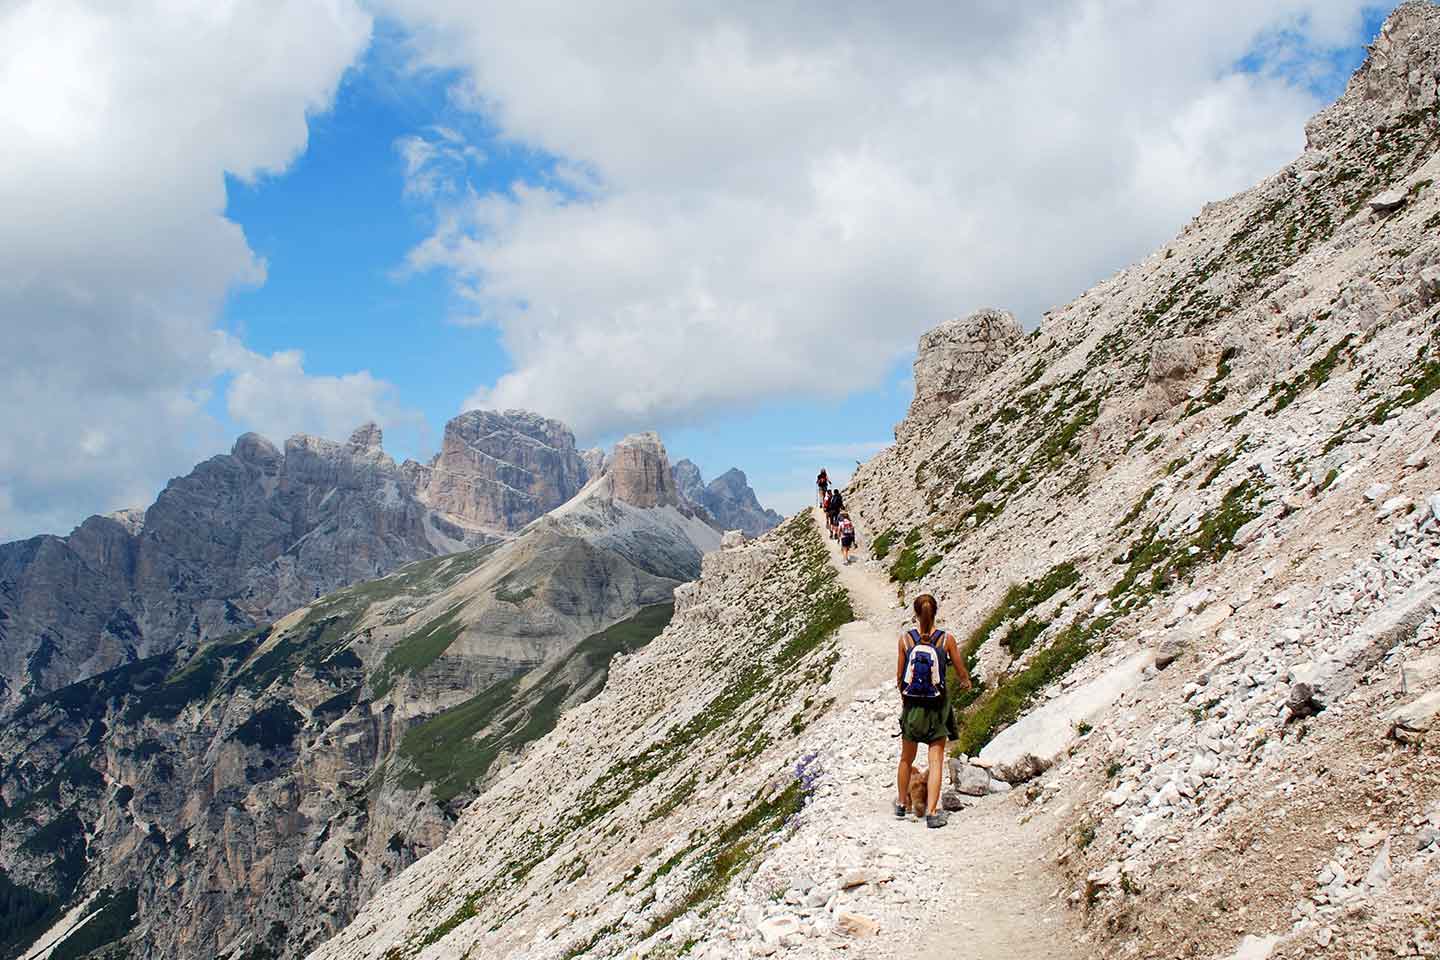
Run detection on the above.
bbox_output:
[397,603,676,804]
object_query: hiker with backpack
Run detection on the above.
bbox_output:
[838,511,857,564]
[895,593,972,828]
[817,468,829,506]
[826,488,844,539]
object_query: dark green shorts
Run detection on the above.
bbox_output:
[900,698,958,744]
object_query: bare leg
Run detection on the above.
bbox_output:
[926,740,947,815]
[897,739,918,806]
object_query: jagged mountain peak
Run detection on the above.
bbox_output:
[607,431,681,509]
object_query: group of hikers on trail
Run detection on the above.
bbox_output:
[815,469,857,563]
[815,467,973,828]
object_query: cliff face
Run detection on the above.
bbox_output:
[672,459,784,537]
[411,409,590,533]
[0,411,607,717]
[0,430,718,960]
[0,423,490,716]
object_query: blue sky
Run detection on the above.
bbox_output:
[0,2,1399,539]
[216,19,915,508]
[211,8,1385,515]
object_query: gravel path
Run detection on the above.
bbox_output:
[795,507,1085,960]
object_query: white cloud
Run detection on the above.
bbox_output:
[0,0,372,539]
[396,126,486,199]
[386,0,1383,436]
[211,333,425,450]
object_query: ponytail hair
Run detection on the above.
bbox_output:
[913,593,938,637]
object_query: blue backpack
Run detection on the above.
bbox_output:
[902,629,949,701]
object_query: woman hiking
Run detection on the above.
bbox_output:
[895,593,972,828]
[838,511,857,564]
[816,468,829,506]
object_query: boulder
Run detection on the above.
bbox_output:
[1154,637,1187,669]
[953,762,992,797]
[1286,682,1323,720]
[907,308,1024,422]
[1419,266,1440,307]
[978,650,1154,782]
[834,913,881,939]
[1384,689,1440,743]
[1368,189,1406,213]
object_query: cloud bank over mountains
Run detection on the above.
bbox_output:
[0,0,1387,538]
[392,0,1384,435]
[0,0,381,538]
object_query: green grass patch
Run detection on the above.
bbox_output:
[370,608,465,697]
[397,604,675,804]
[643,781,803,938]
[871,529,899,560]
[999,618,1050,657]
[957,612,1117,755]
[959,562,1080,663]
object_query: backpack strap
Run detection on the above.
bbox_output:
[906,629,921,649]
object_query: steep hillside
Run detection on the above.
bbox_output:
[0,434,716,960]
[835,5,1440,957]
[316,7,1440,960]
[306,513,864,960]
[673,460,784,537]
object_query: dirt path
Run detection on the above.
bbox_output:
[804,507,1085,960]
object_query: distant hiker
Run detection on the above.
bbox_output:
[817,468,830,506]
[895,593,972,828]
[825,488,844,539]
[838,512,856,563]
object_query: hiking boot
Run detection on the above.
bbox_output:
[925,812,948,829]
[894,802,906,819]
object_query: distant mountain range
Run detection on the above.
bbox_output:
[0,411,781,717]
[0,423,773,960]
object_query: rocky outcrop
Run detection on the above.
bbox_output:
[412,409,588,532]
[672,459,783,537]
[0,426,489,715]
[672,458,707,504]
[906,308,1024,426]
[0,462,712,959]
[607,432,680,508]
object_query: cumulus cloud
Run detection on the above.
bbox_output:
[0,0,372,539]
[386,0,1384,436]
[211,333,425,449]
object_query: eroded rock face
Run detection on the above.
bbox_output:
[671,460,783,537]
[0,427,483,714]
[608,433,681,508]
[907,308,1025,424]
[415,410,589,532]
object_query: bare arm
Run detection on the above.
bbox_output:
[948,636,973,691]
[896,635,908,691]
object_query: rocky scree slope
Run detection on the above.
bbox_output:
[673,460,784,537]
[840,5,1440,957]
[306,512,868,960]
[0,434,716,960]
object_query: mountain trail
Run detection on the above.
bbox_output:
[796,507,1084,960]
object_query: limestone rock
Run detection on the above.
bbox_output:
[907,308,1024,422]
[608,433,681,508]
[416,408,589,531]
[834,912,880,938]
[1368,189,1407,213]
[672,460,783,537]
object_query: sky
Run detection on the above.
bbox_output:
[0,0,1396,539]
